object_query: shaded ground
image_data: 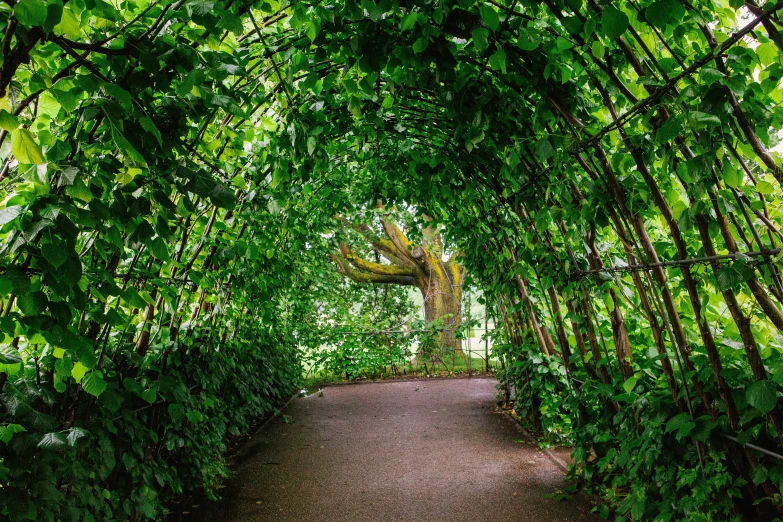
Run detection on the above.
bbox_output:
[184,377,599,522]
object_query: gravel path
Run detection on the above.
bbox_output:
[185,377,599,522]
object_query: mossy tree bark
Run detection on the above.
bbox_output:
[332,214,464,356]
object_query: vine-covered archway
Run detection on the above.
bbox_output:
[1,0,783,519]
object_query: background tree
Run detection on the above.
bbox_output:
[332,210,464,356]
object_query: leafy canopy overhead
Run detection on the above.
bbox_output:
[3,0,783,520]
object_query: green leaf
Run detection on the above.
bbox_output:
[644,0,684,29]
[722,163,741,188]
[82,371,107,397]
[140,116,163,146]
[11,129,45,164]
[747,380,778,415]
[147,236,170,261]
[623,374,639,393]
[534,138,554,162]
[472,28,489,53]
[0,345,21,365]
[43,0,63,33]
[16,291,48,316]
[716,265,743,290]
[479,5,500,31]
[0,424,25,444]
[71,361,88,382]
[209,182,237,210]
[655,116,683,144]
[591,41,605,59]
[116,168,140,185]
[141,388,157,404]
[38,432,66,448]
[412,37,429,53]
[104,83,133,111]
[516,28,539,51]
[689,111,721,126]
[168,403,185,420]
[42,245,68,268]
[665,412,696,439]
[66,427,87,446]
[757,180,775,195]
[488,46,507,73]
[0,276,11,297]
[0,205,23,226]
[601,6,628,39]
[14,0,48,27]
[700,67,725,86]
[400,12,417,31]
[0,110,20,132]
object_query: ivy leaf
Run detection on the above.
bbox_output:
[601,6,629,39]
[14,0,48,27]
[747,380,778,415]
[82,371,107,397]
[11,129,45,164]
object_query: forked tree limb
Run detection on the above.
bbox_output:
[331,253,418,286]
[338,243,417,277]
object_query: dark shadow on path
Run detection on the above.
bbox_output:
[183,377,599,522]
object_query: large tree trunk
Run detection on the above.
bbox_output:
[334,209,465,356]
[420,268,463,356]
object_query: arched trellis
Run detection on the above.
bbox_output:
[1,0,783,519]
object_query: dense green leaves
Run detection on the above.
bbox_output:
[0,0,782,520]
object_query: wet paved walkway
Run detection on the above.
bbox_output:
[186,377,598,522]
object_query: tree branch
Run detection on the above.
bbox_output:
[331,254,418,286]
[338,243,416,277]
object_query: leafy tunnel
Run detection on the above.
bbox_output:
[1,0,783,519]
